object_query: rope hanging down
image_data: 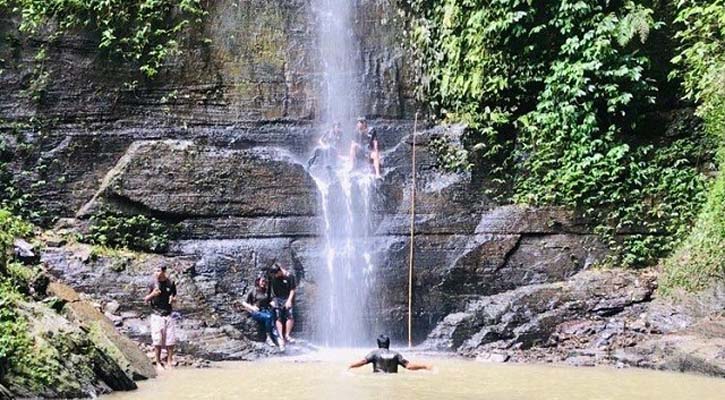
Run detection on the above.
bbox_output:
[408,112,418,348]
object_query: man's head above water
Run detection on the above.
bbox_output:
[376,334,390,349]
[349,334,431,372]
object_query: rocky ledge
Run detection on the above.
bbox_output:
[0,271,155,399]
[424,269,725,377]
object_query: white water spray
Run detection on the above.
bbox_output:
[309,0,377,347]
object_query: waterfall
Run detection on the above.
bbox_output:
[308,0,377,347]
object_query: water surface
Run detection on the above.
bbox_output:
[106,350,724,400]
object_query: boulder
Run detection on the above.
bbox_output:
[13,238,39,265]
[48,282,156,380]
[78,141,318,221]
[4,300,137,398]
[423,270,656,355]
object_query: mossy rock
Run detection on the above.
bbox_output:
[59,286,156,380]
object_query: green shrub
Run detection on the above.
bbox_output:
[81,209,175,253]
[0,0,206,79]
[0,280,59,390]
[402,0,713,266]
[661,0,725,292]
[0,208,32,273]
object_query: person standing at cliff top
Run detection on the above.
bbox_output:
[349,117,381,178]
[144,265,178,371]
[269,263,297,348]
[348,334,432,373]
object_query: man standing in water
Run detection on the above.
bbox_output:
[349,117,381,178]
[144,265,178,370]
[269,263,297,348]
[348,335,432,373]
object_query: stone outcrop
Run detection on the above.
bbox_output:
[47,282,157,380]
[78,140,318,222]
[424,271,725,377]
[424,270,656,353]
[42,243,285,361]
[1,281,147,398]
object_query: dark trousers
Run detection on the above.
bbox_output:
[250,310,277,343]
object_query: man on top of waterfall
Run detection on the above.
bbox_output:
[348,335,432,373]
[349,117,381,178]
[269,263,297,347]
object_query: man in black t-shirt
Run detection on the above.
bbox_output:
[348,335,432,373]
[269,263,297,345]
[144,265,178,370]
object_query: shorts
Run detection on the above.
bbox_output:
[273,297,294,321]
[150,314,176,347]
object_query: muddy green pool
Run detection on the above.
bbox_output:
[104,350,725,400]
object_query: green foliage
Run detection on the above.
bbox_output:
[0,208,32,271]
[1,0,206,79]
[0,126,46,223]
[81,209,175,253]
[402,0,713,266]
[0,209,56,389]
[661,0,725,292]
[0,281,60,390]
[661,172,725,292]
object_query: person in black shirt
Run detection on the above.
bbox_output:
[144,265,178,370]
[269,263,297,346]
[349,117,381,178]
[348,335,432,373]
[241,275,280,348]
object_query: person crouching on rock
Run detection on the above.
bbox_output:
[269,263,297,349]
[144,265,178,371]
[348,334,432,373]
[241,275,280,348]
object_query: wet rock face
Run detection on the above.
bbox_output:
[79,140,318,220]
[0,0,414,125]
[423,272,725,378]
[1,0,643,364]
[423,270,656,353]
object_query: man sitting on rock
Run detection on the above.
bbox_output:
[144,265,177,371]
[349,117,381,178]
[348,334,432,373]
[269,263,297,349]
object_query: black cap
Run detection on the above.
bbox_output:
[377,334,390,349]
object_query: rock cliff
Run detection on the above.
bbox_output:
[1,0,721,387]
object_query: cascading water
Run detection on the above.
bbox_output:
[308,0,377,347]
